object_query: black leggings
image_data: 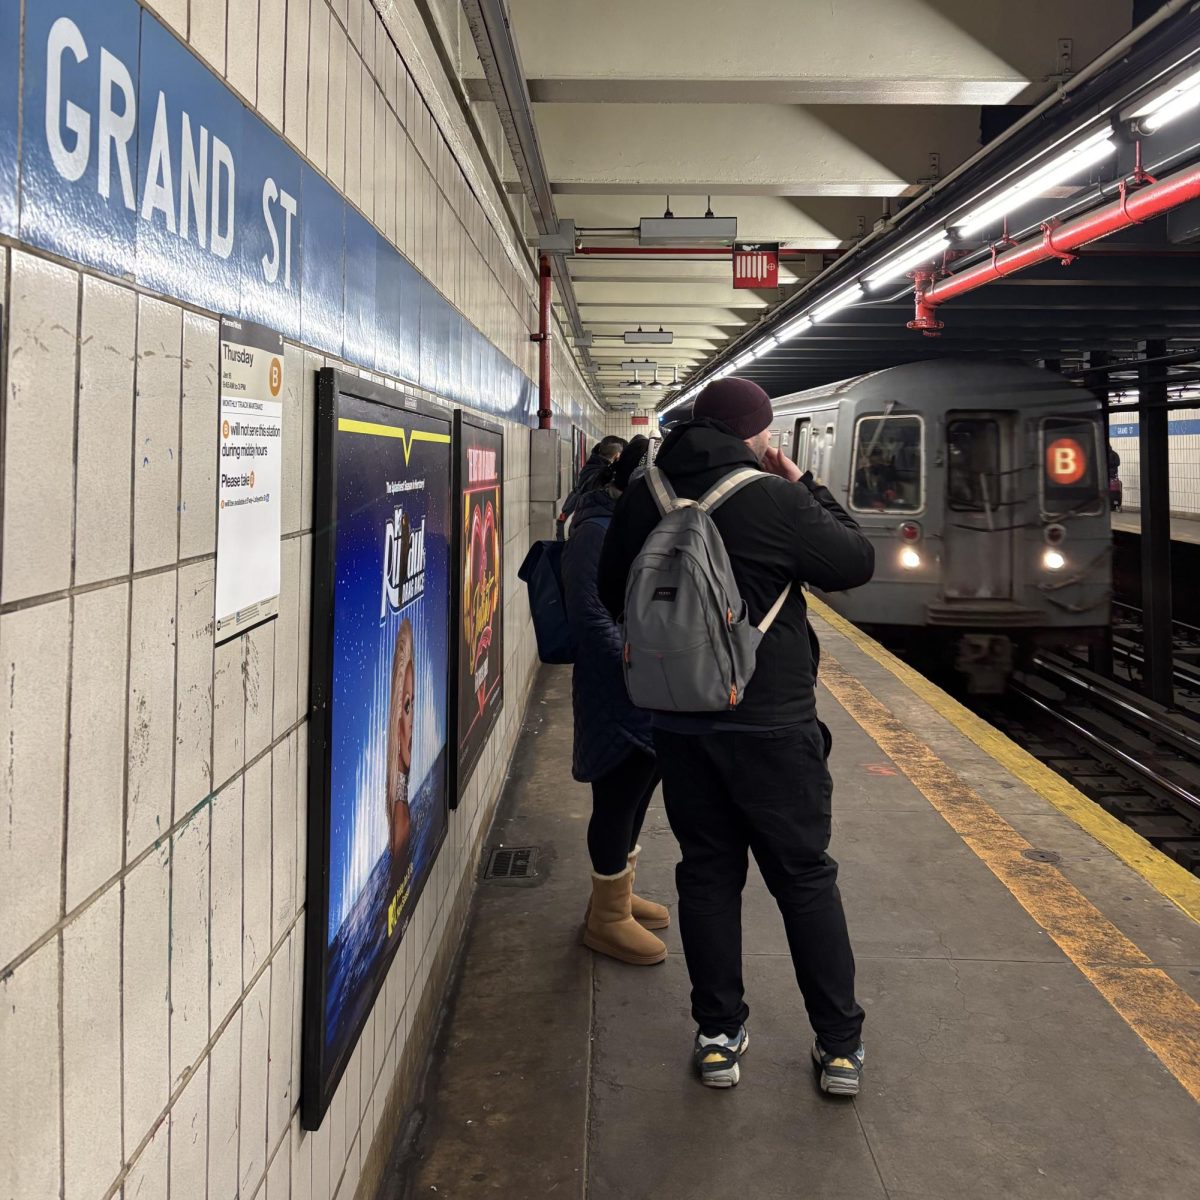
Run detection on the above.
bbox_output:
[587,749,661,875]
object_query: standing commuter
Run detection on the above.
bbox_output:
[561,437,670,966]
[598,378,875,1093]
[556,436,627,539]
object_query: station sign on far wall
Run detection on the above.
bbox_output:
[733,242,780,289]
[215,317,283,643]
[451,413,505,805]
[302,370,452,1128]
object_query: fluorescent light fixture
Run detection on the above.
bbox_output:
[863,231,951,290]
[810,283,864,322]
[746,338,778,362]
[1129,63,1200,132]
[715,364,736,378]
[734,352,754,368]
[952,129,1116,238]
[776,316,812,342]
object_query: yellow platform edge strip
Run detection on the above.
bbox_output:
[819,657,1200,1105]
[809,596,1200,926]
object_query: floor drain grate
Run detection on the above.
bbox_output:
[484,846,538,880]
[1021,848,1062,864]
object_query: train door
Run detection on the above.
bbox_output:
[943,413,1013,599]
[810,419,836,483]
[793,418,812,469]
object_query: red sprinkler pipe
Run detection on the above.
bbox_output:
[574,246,843,257]
[910,162,1200,334]
[532,254,552,428]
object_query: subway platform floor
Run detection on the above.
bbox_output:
[377,608,1200,1200]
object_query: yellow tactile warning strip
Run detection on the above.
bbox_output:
[820,655,1200,1104]
[811,597,1200,927]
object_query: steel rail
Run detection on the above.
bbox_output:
[1012,681,1200,813]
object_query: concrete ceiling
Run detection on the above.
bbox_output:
[460,0,1138,406]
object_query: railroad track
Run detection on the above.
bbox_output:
[1108,601,1200,704]
[974,653,1200,879]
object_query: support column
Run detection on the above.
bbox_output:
[1084,349,1113,676]
[1137,339,1173,706]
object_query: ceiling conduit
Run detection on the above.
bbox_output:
[910,161,1200,334]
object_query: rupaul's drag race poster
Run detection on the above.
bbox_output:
[453,414,504,800]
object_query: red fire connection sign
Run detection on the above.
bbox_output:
[733,243,779,289]
[631,415,650,426]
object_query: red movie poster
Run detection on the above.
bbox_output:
[452,413,504,800]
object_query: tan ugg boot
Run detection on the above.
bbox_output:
[626,846,670,930]
[583,866,667,965]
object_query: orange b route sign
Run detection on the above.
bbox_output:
[1046,437,1087,485]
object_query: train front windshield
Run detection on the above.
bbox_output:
[947,418,1002,512]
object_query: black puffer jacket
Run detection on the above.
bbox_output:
[561,451,612,518]
[562,488,655,780]
[597,419,874,727]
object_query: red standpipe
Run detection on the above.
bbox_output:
[911,163,1200,334]
[534,254,552,429]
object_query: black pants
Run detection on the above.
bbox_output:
[655,721,864,1055]
[588,749,661,875]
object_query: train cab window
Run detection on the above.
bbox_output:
[849,415,922,512]
[1041,417,1102,515]
[947,419,1001,512]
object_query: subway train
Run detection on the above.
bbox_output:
[763,359,1113,691]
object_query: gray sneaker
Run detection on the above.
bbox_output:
[812,1039,865,1096]
[694,1026,750,1088]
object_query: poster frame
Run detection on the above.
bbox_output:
[449,410,506,808]
[302,368,452,1130]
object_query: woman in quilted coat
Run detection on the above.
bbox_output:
[561,437,668,966]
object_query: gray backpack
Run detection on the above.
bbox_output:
[621,466,792,712]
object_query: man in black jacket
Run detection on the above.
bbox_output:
[556,436,627,539]
[598,378,875,1095]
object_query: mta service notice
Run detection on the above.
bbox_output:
[215,317,284,643]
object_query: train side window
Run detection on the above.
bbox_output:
[849,415,922,512]
[1041,416,1102,515]
[793,418,812,469]
[947,419,1001,512]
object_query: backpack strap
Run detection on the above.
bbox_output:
[697,468,793,634]
[646,465,694,516]
[697,467,769,513]
[756,581,793,634]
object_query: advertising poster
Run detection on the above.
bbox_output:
[451,413,504,803]
[215,317,283,643]
[303,371,451,1127]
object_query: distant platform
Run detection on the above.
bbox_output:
[1112,511,1200,546]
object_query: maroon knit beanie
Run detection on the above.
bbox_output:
[693,377,773,439]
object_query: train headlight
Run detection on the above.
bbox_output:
[899,547,922,570]
[1042,548,1066,571]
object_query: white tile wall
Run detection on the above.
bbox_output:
[127,570,179,859]
[1,2,602,1198]
[62,885,122,1200]
[65,583,130,910]
[0,599,70,968]
[134,297,183,573]
[1110,408,1200,516]
[76,277,137,587]
[122,846,171,1160]
[180,312,220,559]
[190,0,228,74]
[2,253,78,602]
